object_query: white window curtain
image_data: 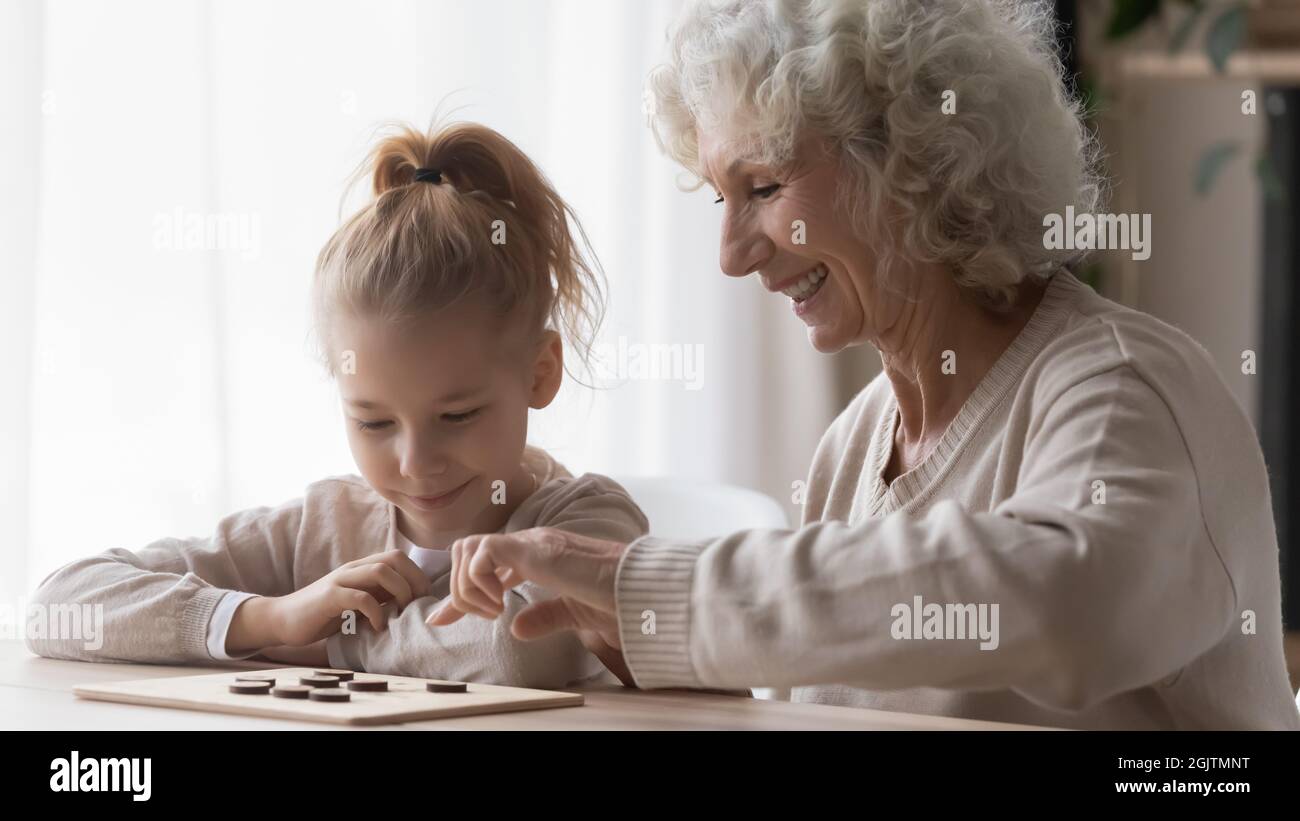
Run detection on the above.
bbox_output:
[1,0,869,604]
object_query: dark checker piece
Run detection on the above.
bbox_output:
[426,681,468,693]
[229,681,273,695]
[314,669,355,682]
[272,685,312,699]
[347,679,388,692]
[309,689,351,703]
[299,675,340,688]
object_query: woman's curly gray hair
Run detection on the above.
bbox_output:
[645,0,1104,309]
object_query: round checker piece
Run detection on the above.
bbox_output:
[314,669,354,682]
[272,685,312,699]
[309,689,351,703]
[347,679,388,692]
[299,675,340,688]
[229,681,273,695]
[426,681,468,693]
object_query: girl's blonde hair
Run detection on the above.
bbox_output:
[311,121,604,377]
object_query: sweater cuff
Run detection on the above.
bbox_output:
[615,536,709,690]
[326,632,359,671]
[205,591,261,660]
[180,584,230,661]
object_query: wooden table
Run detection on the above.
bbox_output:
[0,640,1045,730]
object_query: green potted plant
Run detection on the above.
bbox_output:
[1103,0,1292,198]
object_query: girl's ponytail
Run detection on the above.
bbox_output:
[313,120,605,378]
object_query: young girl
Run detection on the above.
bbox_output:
[26,121,648,689]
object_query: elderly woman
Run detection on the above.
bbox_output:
[429,0,1300,729]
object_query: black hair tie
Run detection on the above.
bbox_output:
[413,167,443,184]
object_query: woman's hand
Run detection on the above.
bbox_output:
[227,552,431,652]
[425,528,635,685]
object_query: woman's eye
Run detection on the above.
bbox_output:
[354,419,391,432]
[713,184,780,205]
[443,408,481,424]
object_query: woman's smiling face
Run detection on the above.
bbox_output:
[698,129,897,354]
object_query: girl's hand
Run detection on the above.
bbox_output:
[259,551,432,648]
[256,639,330,667]
[425,528,635,684]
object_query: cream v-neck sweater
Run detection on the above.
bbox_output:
[617,269,1300,730]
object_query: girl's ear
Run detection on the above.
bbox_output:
[528,330,564,409]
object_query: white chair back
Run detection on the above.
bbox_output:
[613,475,790,541]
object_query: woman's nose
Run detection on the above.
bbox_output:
[719,213,774,278]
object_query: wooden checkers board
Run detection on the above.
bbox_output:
[72,667,584,726]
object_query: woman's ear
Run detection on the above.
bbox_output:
[528,330,564,409]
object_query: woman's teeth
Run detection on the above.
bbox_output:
[782,264,828,302]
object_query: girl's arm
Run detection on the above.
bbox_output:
[256,639,331,667]
[25,496,305,664]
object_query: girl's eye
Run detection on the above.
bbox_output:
[355,419,391,432]
[443,408,481,424]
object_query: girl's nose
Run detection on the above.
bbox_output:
[399,431,450,479]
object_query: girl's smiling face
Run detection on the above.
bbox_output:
[332,299,562,547]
